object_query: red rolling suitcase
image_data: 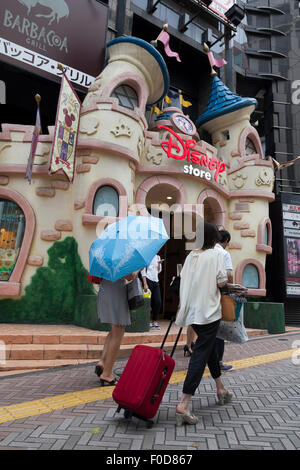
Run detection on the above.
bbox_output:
[112,319,182,428]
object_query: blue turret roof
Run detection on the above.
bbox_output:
[196,76,257,127]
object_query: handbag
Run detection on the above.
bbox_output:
[217,306,248,344]
[127,277,145,310]
[87,274,102,285]
[169,275,180,296]
[143,289,151,299]
[220,294,236,322]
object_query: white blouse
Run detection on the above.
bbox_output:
[141,255,161,282]
[176,249,227,327]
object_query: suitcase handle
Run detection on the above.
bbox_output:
[160,317,182,358]
[151,366,168,403]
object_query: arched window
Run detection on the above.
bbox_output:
[93,186,119,217]
[264,224,269,246]
[242,263,259,289]
[245,137,257,155]
[257,217,272,254]
[111,85,139,110]
[0,199,25,281]
[238,127,264,159]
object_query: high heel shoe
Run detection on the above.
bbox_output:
[183,345,193,357]
[217,389,233,405]
[95,364,104,377]
[175,411,198,426]
[99,377,118,387]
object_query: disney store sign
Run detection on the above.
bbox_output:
[158,125,226,182]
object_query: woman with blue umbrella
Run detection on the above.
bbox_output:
[91,216,168,386]
[95,271,138,386]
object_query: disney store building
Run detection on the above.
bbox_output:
[0,36,279,328]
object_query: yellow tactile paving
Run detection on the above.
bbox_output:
[0,348,296,424]
[169,348,297,384]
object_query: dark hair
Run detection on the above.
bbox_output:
[202,221,220,250]
[219,229,231,243]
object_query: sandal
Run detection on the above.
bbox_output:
[217,389,233,405]
[183,342,195,357]
[175,410,198,426]
[183,345,193,357]
[99,377,118,387]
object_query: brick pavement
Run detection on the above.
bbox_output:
[0,331,299,451]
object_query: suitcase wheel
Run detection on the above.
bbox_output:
[146,420,154,429]
[124,409,133,420]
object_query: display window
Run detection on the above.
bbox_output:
[0,199,25,281]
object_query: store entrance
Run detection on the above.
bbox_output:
[144,182,199,320]
[157,235,187,319]
[146,209,197,320]
[148,196,222,320]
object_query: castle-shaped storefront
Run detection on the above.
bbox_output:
[0,37,275,323]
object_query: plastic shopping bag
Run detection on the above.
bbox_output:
[217,305,248,344]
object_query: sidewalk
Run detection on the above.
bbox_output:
[0,327,299,450]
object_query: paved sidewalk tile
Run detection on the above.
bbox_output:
[0,333,299,450]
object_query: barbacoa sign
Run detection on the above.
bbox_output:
[0,0,108,90]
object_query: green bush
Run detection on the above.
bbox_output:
[0,237,94,324]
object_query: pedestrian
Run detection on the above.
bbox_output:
[141,255,162,329]
[214,229,234,372]
[95,272,138,386]
[169,274,197,357]
[175,221,232,425]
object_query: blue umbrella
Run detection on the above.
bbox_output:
[89,216,169,282]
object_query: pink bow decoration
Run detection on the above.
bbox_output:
[207,51,227,69]
[157,31,181,62]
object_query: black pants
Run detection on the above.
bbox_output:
[215,338,225,362]
[182,320,221,396]
[147,279,162,321]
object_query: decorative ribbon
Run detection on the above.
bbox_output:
[157,30,181,62]
[207,51,227,69]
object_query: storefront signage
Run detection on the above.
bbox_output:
[282,193,300,298]
[0,0,108,91]
[158,125,226,182]
[210,0,233,16]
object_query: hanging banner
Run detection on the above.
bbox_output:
[49,69,81,182]
[25,94,41,184]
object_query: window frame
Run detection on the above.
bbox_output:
[111,84,139,111]
[257,217,272,254]
[92,185,120,218]
[82,178,128,227]
[0,188,35,297]
[242,263,260,289]
[235,258,266,296]
[238,126,264,159]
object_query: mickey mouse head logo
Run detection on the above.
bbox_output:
[63,108,75,129]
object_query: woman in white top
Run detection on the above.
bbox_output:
[175,222,233,426]
[141,255,162,329]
